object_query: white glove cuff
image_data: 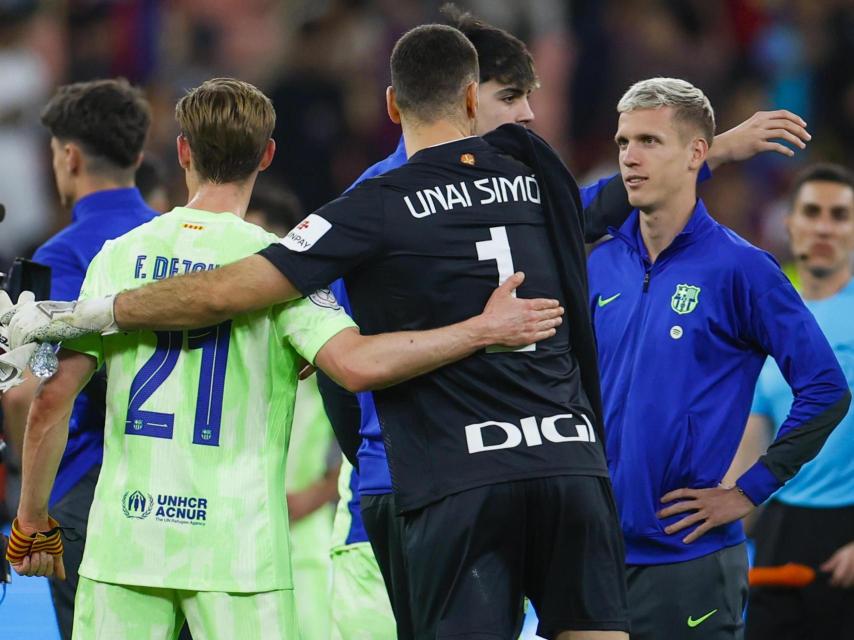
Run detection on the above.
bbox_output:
[89,294,120,335]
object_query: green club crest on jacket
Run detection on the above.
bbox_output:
[671,284,701,314]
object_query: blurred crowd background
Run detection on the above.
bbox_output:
[1,0,853,268]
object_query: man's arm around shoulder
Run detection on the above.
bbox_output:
[114,254,300,329]
[315,272,563,392]
[6,254,302,347]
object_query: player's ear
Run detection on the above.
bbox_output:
[177,134,192,170]
[258,139,276,172]
[386,86,401,125]
[465,81,478,120]
[688,137,708,171]
[66,142,82,176]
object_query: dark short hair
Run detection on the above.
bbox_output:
[248,180,303,231]
[176,78,275,184]
[440,3,537,91]
[390,24,479,123]
[790,163,854,208]
[41,78,151,170]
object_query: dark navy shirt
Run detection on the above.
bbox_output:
[333,138,628,499]
[33,188,157,505]
[262,137,609,512]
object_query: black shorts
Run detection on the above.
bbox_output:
[361,493,414,640]
[403,475,629,639]
[747,500,854,640]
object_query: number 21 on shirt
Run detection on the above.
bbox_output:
[125,322,231,446]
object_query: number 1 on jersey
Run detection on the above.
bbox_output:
[476,226,535,352]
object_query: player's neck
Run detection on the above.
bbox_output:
[185,181,252,219]
[401,118,475,159]
[71,174,134,205]
[798,265,852,301]
[638,189,697,263]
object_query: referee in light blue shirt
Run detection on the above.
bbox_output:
[1,79,157,640]
[728,164,854,639]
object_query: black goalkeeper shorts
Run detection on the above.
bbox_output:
[361,492,414,640]
[402,475,629,639]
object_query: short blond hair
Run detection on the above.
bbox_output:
[175,78,275,183]
[617,77,715,145]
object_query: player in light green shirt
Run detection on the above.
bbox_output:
[330,458,396,640]
[10,78,564,640]
[287,375,339,640]
[67,206,352,593]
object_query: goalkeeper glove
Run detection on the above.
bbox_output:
[1,292,119,349]
[0,292,38,391]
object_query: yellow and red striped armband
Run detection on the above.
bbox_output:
[5,517,64,564]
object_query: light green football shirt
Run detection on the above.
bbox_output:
[65,207,356,592]
[330,457,356,552]
[287,376,335,494]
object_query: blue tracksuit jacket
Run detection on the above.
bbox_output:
[588,200,850,565]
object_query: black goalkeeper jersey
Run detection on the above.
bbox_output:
[260,135,609,511]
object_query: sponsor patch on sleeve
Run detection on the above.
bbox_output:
[308,289,341,310]
[281,214,331,252]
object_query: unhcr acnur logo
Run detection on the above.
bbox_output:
[122,490,154,519]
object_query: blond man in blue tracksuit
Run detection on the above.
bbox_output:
[588,78,851,639]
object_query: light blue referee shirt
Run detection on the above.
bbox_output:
[751,277,854,507]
